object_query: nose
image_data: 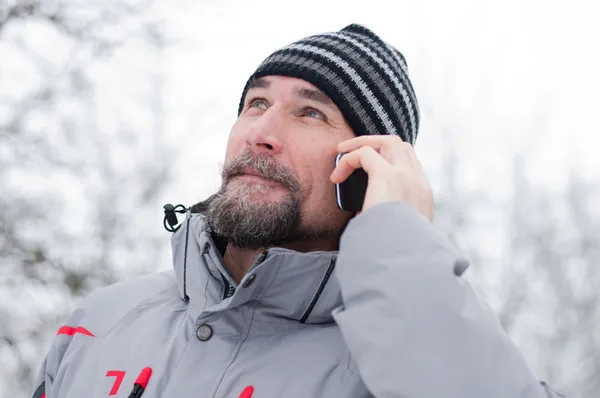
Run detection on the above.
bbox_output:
[243,106,284,154]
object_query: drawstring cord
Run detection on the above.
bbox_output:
[163,204,188,232]
[182,210,191,303]
[163,204,191,303]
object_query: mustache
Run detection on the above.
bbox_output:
[221,150,301,192]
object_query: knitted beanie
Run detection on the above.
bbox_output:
[237,23,420,145]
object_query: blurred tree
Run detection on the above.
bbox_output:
[0,1,174,396]
[434,138,599,398]
[504,164,600,398]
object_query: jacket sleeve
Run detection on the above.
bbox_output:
[332,202,567,398]
[31,309,84,398]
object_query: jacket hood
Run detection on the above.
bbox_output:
[170,212,343,325]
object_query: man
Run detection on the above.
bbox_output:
[33,24,566,398]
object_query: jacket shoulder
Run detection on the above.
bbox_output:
[74,270,181,337]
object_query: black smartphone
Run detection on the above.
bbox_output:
[335,153,368,213]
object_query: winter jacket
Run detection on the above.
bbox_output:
[32,202,567,397]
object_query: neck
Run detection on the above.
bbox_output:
[223,238,340,283]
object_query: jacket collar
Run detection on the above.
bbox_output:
[171,214,343,324]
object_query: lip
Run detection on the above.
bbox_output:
[234,172,279,185]
[239,174,268,182]
[241,169,263,178]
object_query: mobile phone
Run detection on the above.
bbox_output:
[334,153,368,213]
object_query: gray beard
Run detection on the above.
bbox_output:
[204,150,337,250]
[205,182,301,250]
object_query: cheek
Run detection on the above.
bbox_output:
[302,155,337,203]
[224,122,246,163]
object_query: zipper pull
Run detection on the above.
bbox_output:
[239,385,254,398]
[127,367,152,398]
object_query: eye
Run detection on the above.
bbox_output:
[248,98,268,110]
[304,108,326,121]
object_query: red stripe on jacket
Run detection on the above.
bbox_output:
[57,326,95,337]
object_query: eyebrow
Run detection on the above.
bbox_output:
[247,77,271,90]
[293,87,334,107]
[246,77,335,108]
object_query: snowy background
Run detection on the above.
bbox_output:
[1,0,599,396]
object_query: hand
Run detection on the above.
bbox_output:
[330,135,434,221]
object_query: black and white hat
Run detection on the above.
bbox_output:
[238,23,420,145]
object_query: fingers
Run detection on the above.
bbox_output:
[404,145,428,181]
[332,134,427,185]
[337,135,397,153]
[333,134,433,219]
[337,135,413,166]
[330,146,388,184]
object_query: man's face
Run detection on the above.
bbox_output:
[206,75,356,250]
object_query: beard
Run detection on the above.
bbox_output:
[204,149,338,250]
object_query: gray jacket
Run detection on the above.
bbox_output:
[33,202,566,397]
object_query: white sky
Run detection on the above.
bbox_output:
[143,0,600,208]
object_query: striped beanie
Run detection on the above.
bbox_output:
[237,23,420,144]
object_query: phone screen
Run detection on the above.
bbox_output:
[335,153,368,213]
